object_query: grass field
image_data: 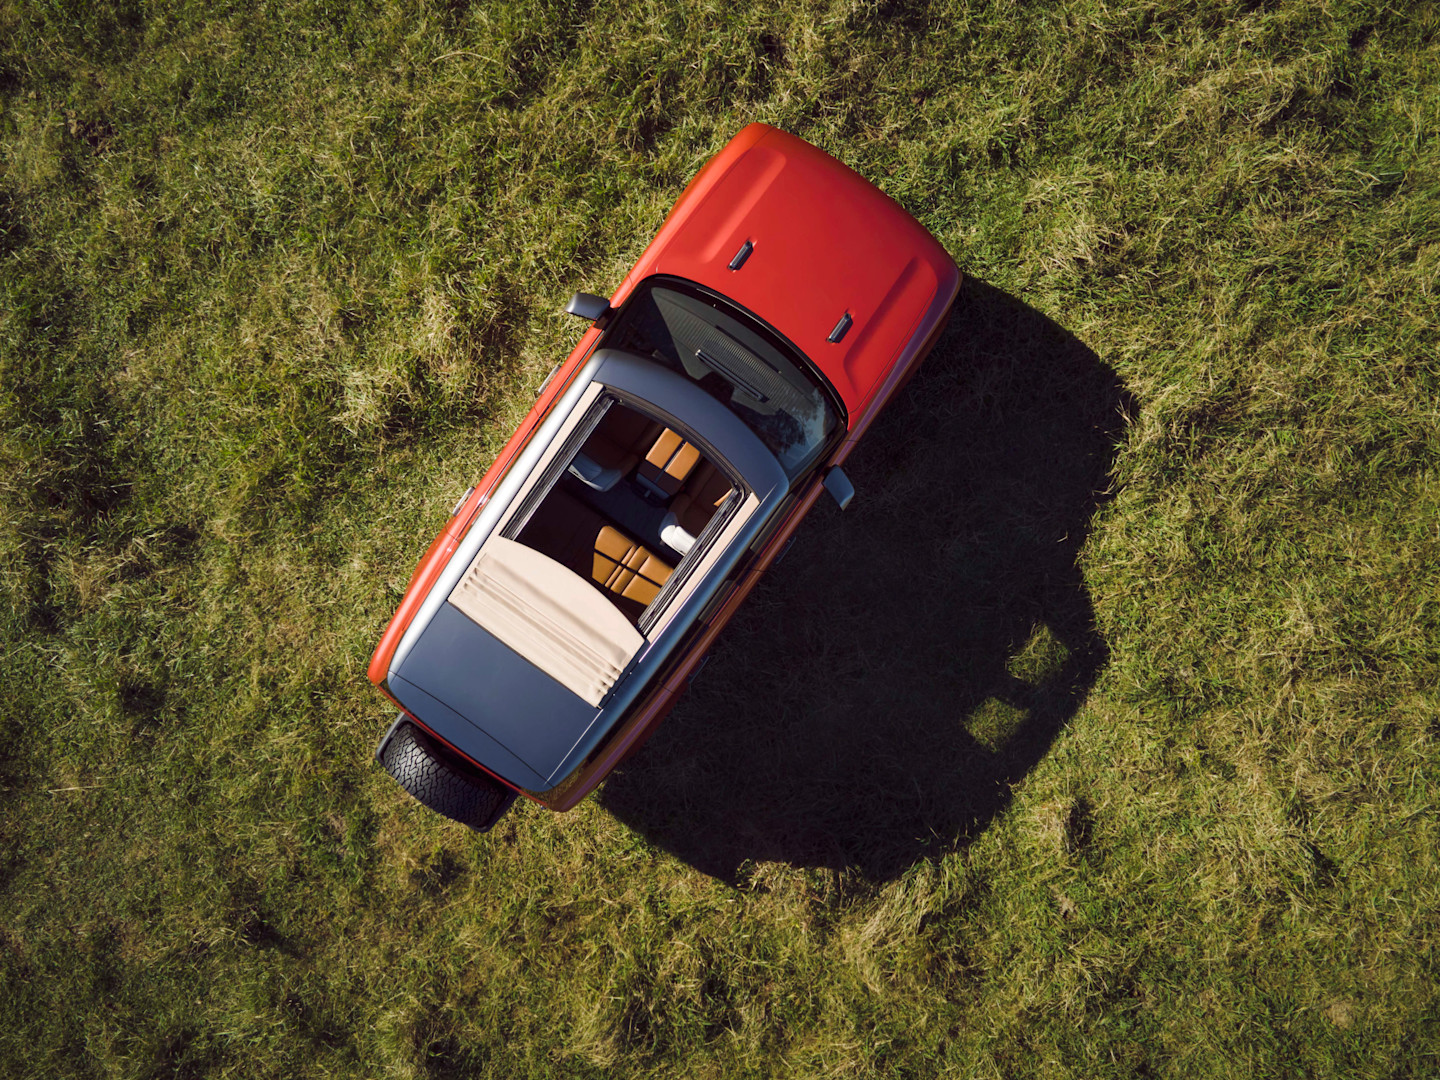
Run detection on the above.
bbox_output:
[2,0,1438,1076]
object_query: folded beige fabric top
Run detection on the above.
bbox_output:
[448,536,644,707]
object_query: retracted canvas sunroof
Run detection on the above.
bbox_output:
[449,537,643,708]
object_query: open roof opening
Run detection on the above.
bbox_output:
[513,400,736,626]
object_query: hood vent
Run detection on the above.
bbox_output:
[728,239,754,271]
[828,312,853,343]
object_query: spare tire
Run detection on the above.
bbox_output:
[379,721,517,831]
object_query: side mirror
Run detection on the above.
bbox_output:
[566,292,612,325]
[823,467,855,511]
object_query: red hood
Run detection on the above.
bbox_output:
[615,124,958,419]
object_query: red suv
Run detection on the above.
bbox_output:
[368,124,960,830]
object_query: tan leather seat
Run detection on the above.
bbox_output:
[517,490,675,619]
[592,526,673,606]
[636,428,701,497]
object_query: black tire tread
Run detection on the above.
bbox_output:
[381,723,514,830]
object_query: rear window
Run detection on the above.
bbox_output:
[604,280,841,477]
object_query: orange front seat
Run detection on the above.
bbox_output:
[636,428,701,498]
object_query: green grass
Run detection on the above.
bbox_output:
[2,0,1438,1076]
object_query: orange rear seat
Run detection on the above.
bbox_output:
[517,490,675,619]
[592,526,673,606]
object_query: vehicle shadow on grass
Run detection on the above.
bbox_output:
[597,278,1138,884]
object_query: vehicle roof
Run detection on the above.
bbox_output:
[616,124,959,418]
[386,350,789,792]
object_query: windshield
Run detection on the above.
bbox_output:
[603,280,841,477]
